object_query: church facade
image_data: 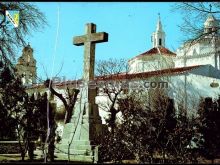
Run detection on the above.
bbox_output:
[129,13,220,114]
[175,13,220,69]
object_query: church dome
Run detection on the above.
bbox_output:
[204,14,219,28]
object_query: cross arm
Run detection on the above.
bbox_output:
[91,32,108,43]
[73,35,87,46]
[73,32,108,46]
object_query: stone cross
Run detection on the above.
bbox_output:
[56,23,108,162]
[73,23,108,81]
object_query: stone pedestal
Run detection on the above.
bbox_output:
[55,87,103,162]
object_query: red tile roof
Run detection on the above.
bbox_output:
[28,65,202,89]
[129,46,176,62]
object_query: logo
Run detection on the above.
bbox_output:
[5,10,19,28]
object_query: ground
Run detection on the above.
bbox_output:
[1,152,220,164]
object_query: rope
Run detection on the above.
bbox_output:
[44,3,60,163]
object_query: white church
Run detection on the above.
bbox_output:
[128,13,220,116]
[17,13,220,127]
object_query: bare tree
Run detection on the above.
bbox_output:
[96,58,129,133]
[44,79,80,124]
[0,2,46,65]
[172,2,220,42]
[99,88,198,163]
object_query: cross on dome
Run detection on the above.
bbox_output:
[209,4,212,13]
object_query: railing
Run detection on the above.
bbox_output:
[0,141,25,154]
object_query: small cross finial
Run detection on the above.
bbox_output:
[209,4,212,13]
[158,12,160,19]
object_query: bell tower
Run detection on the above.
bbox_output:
[151,13,166,48]
[16,44,37,85]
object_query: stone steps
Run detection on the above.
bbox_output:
[55,148,93,155]
[56,144,93,151]
[54,153,94,162]
[58,140,92,146]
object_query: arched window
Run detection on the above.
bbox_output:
[27,54,30,63]
[159,38,162,46]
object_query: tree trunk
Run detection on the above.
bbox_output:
[28,141,34,160]
[16,125,25,161]
[134,153,140,163]
[162,150,166,164]
[48,131,55,162]
[212,158,214,164]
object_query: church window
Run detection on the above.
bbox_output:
[159,38,162,46]
[27,54,30,62]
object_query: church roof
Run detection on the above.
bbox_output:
[28,65,201,89]
[129,46,176,62]
[96,65,201,81]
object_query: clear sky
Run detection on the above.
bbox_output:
[18,2,184,82]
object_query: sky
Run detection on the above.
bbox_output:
[17,2,185,82]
